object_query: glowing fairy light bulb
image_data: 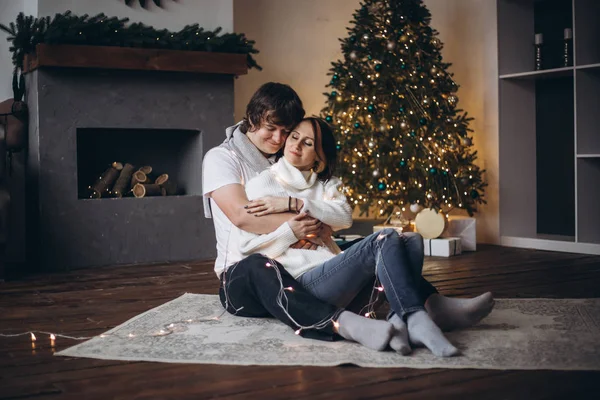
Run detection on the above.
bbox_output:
[31,333,36,341]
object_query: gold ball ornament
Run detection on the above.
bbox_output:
[414,208,446,239]
[399,35,409,43]
[448,95,458,107]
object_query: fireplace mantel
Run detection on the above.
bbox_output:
[23,44,248,76]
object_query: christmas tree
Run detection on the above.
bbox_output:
[322,0,486,217]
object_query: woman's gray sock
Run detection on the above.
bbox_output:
[388,314,412,355]
[407,310,460,357]
[336,311,394,351]
[425,292,495,332]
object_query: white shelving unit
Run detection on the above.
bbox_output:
[498,0,600,255]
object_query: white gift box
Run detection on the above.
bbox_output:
[441,216,477,251]
[423,237,462,257]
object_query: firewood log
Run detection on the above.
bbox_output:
[155,173,178,195]
[112,163,135,198]
[90,166,120,198]
[133,183,166,198]
[130,170,148,187]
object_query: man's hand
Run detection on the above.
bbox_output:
[288,212,321,240]
[245,196,289,217]
[319,223,334,241]
[290,240,319,250]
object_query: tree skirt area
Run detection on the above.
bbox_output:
[56,294,600,370]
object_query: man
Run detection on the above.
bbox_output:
[202,82,494,350]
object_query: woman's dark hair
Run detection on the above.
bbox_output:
[305,117,337,182]
[240,82,305,133]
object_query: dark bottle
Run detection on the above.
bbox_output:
[563,28,573,67]
[535,33,544,70]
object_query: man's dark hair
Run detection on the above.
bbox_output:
[240,82,305,133]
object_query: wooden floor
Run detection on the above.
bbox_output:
[1,244,600,399]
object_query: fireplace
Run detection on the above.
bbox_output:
[76,128,202,199]
[25,64,235,271]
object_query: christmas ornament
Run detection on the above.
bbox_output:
[461,137,471,146]
[447,95,458,107]
[350,51,358,60]
[372,169,380,177]
[414,208,446,239]
[410,203,422,213]
[377,182,387,191]
[368,141,375,149]
[386,41,396,50]
[363,33,370,41]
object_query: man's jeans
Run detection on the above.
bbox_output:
[219,253,343,341]
[297,230,436,319]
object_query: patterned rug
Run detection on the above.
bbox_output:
[56,294,600,370]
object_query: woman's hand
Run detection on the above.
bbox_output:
[288,212,322,240]
[245,196,290,216]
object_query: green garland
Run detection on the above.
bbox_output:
[0,11,262,75]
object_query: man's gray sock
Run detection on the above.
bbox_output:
[407,310,460,357]
[426,292,495,332]
[388,314,412,355]
[336,311,394,351]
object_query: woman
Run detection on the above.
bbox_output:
[238,117,495,356]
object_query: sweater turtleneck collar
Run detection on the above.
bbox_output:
[271,156,317,190]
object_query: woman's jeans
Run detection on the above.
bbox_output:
[297,230,436,319]
[219,253,343,341]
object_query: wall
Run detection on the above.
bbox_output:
[37,0,233,32]
[234,0,500,244]
[0,1,24,100]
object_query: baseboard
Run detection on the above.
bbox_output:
[501,236,600,255]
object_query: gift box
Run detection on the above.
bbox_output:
[423,237,462,257]
[441,216,476,251]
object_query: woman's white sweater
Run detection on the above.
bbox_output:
[237,157,353,278]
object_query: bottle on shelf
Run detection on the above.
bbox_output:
[535,33,544,70]
[563,28,573,67]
